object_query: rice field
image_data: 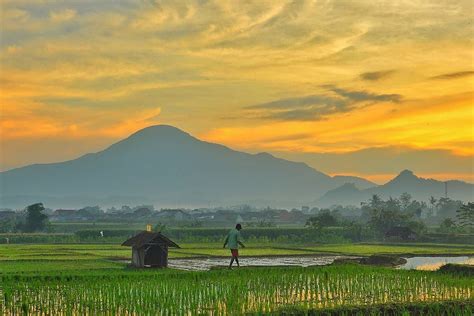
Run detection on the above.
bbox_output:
[1,242,473,261]
[1,265,473,315]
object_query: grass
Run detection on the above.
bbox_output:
[1,242,473,261]
[1,242,472,314]
[2,265,473,314]
[1,242,473,274]
[0,260,125,273]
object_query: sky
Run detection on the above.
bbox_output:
[1,0,473,184]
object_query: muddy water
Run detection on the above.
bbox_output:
[168,255,356,271]
[399,256,474,271]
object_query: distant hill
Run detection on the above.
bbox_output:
[331,175,376,190]
[1,126,471,209]
[318,183,365,207]
[318,170,473,207]
[0,125,351,208]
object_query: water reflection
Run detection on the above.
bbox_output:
[168,256,357,271]
[400,256,474,270]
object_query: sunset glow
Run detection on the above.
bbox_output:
[1,0,473,182]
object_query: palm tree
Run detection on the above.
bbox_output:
[369,194,383,210]
[429,196,437,216]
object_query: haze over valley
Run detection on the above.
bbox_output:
[1,125,472,209]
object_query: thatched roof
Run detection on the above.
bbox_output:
[122,231,180,248]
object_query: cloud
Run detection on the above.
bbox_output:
[244,87,402,121]
[246,95,345,110]
[2,8,30,22]
[359,70,395,81]
[430,71,474,80]
[49,9,77,23]
[261,107,341,121]
[329,87,402,103]
[0,0,472,174]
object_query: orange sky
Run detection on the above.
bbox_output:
[1,0,473,183]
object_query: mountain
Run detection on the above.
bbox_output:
[331,175,376,190]
[2,126,471,209]
[318,169,473,207]
[368,169,473,201]
[318,183,365,207]
[1,125,341,208]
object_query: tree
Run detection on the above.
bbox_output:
[368,208,409,236]
[439,218,456,233]
[154,222,167,232]
[436,198,463,220]
[399,192,412,211]
[306,210,338,229]
[133,207,152,217]
[368,195,383,210]
[343,221,366,242]
[385,197,401,211]
[427,196,437,217]
[0,214,17,233]
[23,203,49,232]
[456,202,474,228]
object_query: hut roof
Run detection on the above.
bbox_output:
[122,231,180,248]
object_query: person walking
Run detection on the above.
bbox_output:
[223,223,245,269]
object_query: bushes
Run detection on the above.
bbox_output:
[4,227,474,245]
[0,233,78,244]
[2,228,353,244]
[438,264,474,277]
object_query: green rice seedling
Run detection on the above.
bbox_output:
[1,265,473,315]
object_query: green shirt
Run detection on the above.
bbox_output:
[225,228,241,249]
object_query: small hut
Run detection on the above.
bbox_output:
[122,230,180,268]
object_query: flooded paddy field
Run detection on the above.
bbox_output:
[168,255,358,271]
[168,254,474,271]
[1,243,473,314]
[400,256,474,271]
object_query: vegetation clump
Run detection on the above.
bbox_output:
[438,264,474,277]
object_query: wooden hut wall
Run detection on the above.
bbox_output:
[132,247,145,267]
[144,245,168,267]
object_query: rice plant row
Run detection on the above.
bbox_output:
[1,265,473,315]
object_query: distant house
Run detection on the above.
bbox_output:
[385,227,418,241]
[122,231,180,268]
[156,209,191,221]
[51,209,78,221]
[133,207,153,217]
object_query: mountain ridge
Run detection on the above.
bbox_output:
[1,125,472,208]
[318,169,473,207]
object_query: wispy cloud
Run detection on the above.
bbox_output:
[244,87,402,121]
[246,95,345,110]
[49,9,76,23]
[329,87,402,103]
[430,71,474,80]
[1,0,472,175]
[359,70,395,81]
